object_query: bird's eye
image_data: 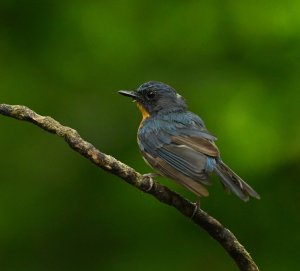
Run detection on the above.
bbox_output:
[146,90,156,99]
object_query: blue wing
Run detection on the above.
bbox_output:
[138,111,219,196]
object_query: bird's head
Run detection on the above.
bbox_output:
[118,81,187,117]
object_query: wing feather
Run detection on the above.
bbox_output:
[138,113,219,194]
[171,136,219,157]
[142,152,209,197]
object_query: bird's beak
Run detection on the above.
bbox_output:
[118,90,138,99]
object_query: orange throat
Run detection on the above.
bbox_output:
[136,102,150,125]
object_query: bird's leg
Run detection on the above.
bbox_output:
[191,197,201,219]
[143,173,160,178]
[142,173,160,192]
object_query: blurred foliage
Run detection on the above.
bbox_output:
[0,1,299,270]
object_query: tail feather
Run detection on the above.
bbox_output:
[214,160,260,201]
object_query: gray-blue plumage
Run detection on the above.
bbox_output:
[119,81,260,201]
[138,111,217,190]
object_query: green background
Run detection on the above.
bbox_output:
[0,1,299,270]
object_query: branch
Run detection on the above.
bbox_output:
[0,104,259,271]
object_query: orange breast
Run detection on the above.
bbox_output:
[136,102,150,128]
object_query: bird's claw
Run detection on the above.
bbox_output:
[142,173,159,192]
[191,199,201,219]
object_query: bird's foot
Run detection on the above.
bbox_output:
[143,173,160,178]
[142,173,159,192]
[191,198,201,219]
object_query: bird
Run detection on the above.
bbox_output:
[118,81,260,201]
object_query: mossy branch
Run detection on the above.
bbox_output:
[0,104,259,271]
